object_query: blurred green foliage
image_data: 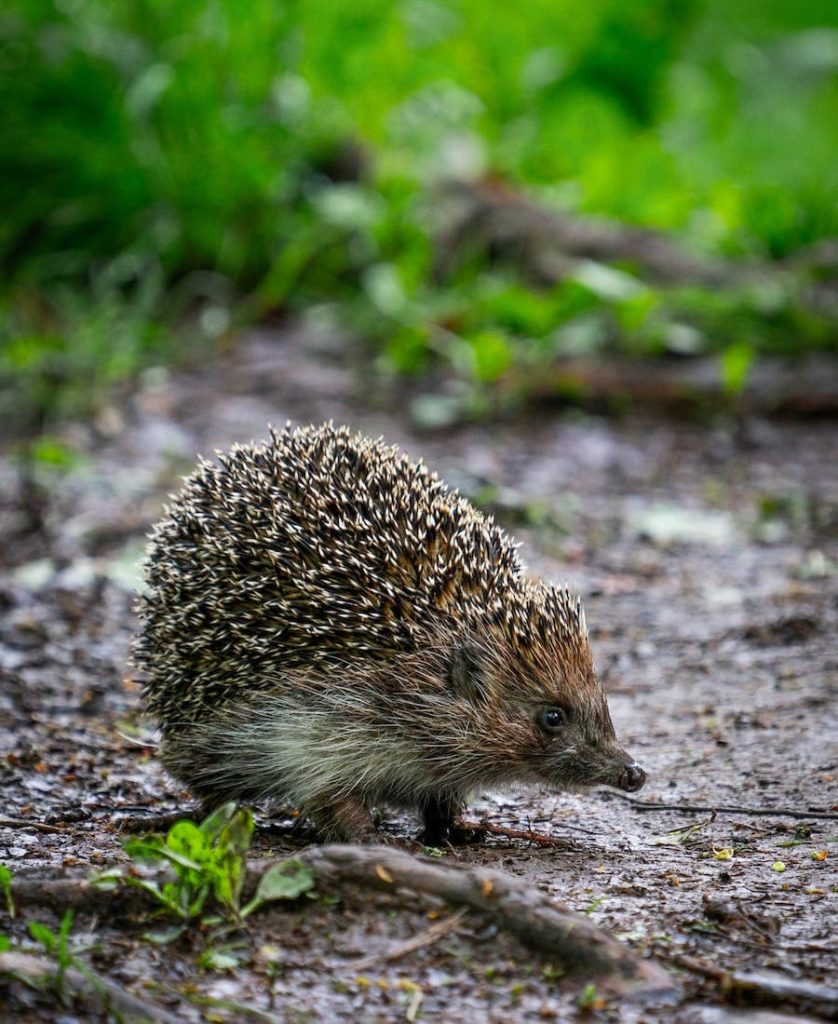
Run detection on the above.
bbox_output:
[0,0,836,430]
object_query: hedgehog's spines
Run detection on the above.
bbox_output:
[135,423,590,733]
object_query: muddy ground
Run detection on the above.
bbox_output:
[1,324,836,1022]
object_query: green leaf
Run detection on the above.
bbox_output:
[468,330,511,382]
[241,858,315,917]
[198,802,240,842]
[199,946,243,971]
[214,808,254,860]
[383,327,430,375]
[364,263,408,317]
[184,884,210,918]
[208,853,242,912]
[29,437,81,471]
[577,982,600,1010]
[573,261,644,302]
[0,934,12,952]
[0,864,14,918]
[123,877,191,919]
[720,341,754,395]
[205,808,253,912]
[166,821,210,868]
[142,924,188,945]
[55,910,74,984]
[28,921,57,953]
[89,867,126,891]
[57,910,73,950]
[123,836,168,863]
[126,825,206,876]
[158,848,205,874]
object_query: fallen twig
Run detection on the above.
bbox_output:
[10,844,677,998]
[0,950,181,1024]
[294,845,675,997]
[672,953,838,1021]
[435,179,838,328]
[11,875,150,916]
[520,356,838,417]
[112,809,203,833]
[435,179,729,287]
[169,987,283,1022]
[458,818,575,849]
[602,793,838,821]
[348,907,468,971]
[0,817,68,835]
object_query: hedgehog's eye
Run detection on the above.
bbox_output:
[538,707,566,733]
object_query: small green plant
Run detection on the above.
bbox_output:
[0,865,13,918]
[119,803,315,936]
[240,857,315,918]
[196,942,248,972]
[720,340,754,396]
[577,981,605,1012]
[123,803,255,923]
[583,895,606,914]
[28,910,75,994]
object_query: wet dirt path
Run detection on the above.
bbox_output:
[1,325,836,1021]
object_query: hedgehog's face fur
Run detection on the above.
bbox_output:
[436,604,645,796]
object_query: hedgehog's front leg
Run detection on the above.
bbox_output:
[308,793,377,843]
[419,795,483,846]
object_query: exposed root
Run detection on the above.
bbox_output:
[112,809,204,833]
[0,950,181,1024]
[672,954,838,1021]
[457,817,576,849]
[0,817,68,835]
[602,793,838,821]
[10,843,676,998]
[292,844,674,996]
[348,907,469,971]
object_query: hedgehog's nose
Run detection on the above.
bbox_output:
[618,762,646,793]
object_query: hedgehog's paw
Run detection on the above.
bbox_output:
[418,821,486,847]
[419,796,486,847]
[447,821,487,846]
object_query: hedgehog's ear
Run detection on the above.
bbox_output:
[446,643,488,704]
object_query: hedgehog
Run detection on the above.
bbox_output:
[135,422,645,844]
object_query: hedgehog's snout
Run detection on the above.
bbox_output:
[617,761,646,793]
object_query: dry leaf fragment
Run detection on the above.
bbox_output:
[375,864,395,884]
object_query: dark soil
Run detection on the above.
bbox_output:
[1,324,836,1022]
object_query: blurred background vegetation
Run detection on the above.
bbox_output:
[1,0,836,433]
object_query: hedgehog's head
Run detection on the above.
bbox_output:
[442,584,645,795]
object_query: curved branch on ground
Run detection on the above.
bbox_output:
[0,951,181,1024]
